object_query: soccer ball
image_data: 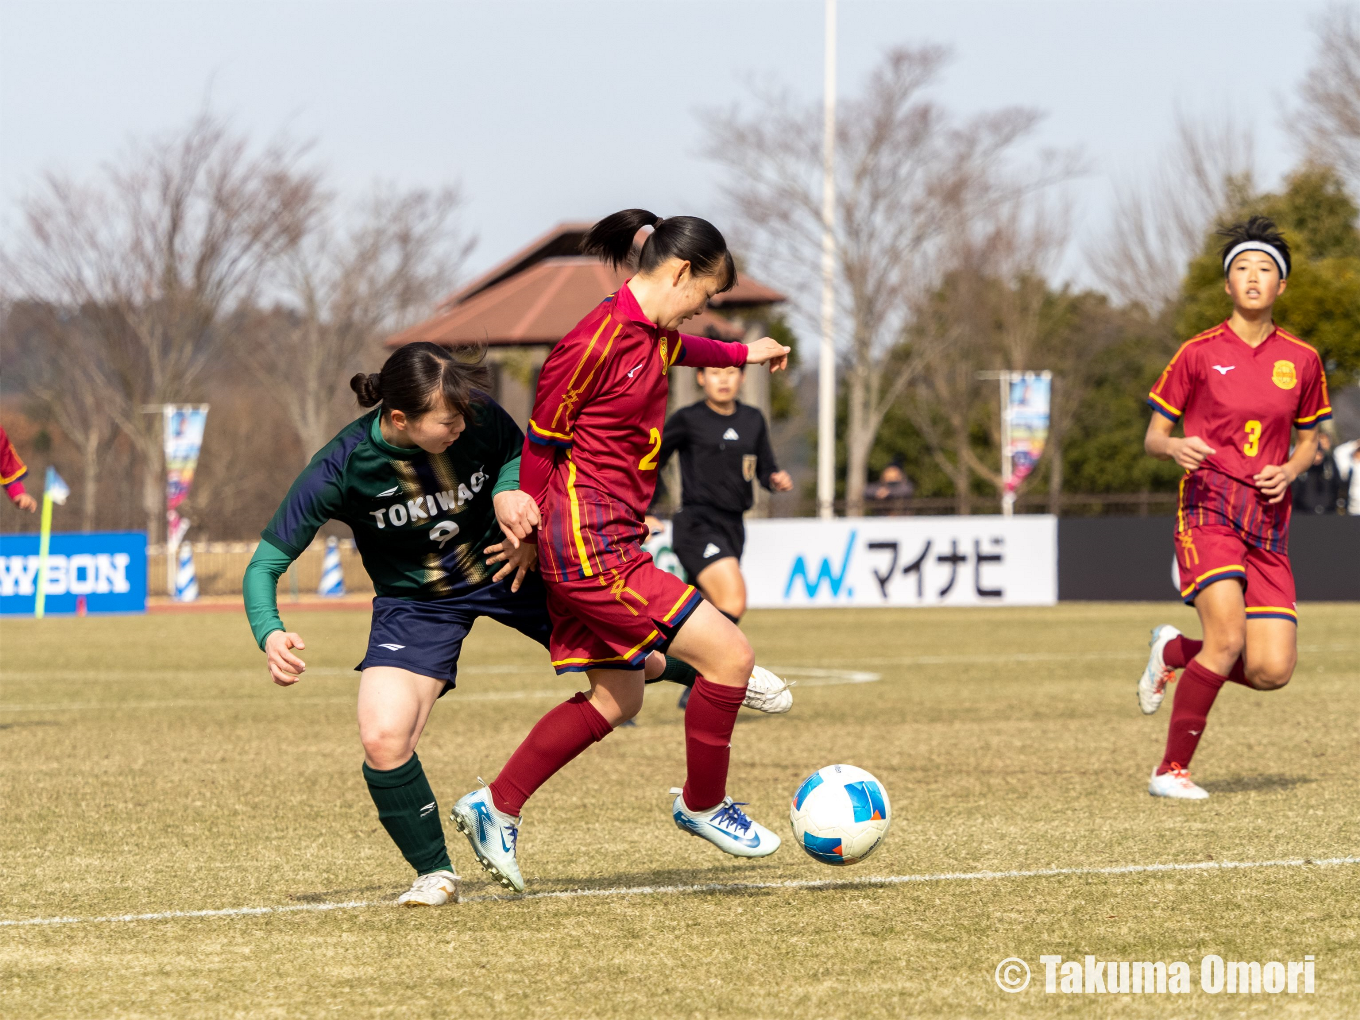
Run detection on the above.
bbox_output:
[789,764,891,866]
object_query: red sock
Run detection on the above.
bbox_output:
[1158,659,1225,775]
[489,692,613,816]
[1163,635,1202,669]
[681,676,746,812]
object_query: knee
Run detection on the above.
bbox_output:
[1205,627,1246,664]
[359,720,410,770]
[612,685,646,723]
[730,634,755,681]
[1245,661,1294,691]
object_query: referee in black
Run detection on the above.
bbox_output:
[648,364,792,704]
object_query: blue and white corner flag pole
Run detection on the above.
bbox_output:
[33,467,70,619]
[174,541,199,603]
[318,536,346,597]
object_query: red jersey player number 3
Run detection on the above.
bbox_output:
[1138,215,1331,805]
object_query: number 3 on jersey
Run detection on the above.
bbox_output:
[1243,419,1261,457]
[638,427,662,471]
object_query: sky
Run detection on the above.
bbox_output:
[0,0,1340,289]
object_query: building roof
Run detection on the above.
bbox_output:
[387,222,785,349]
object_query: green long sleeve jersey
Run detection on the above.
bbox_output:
[255,399,522,621]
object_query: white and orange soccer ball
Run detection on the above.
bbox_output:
[789,764,892,866]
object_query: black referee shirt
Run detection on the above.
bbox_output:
[651,401,780,514]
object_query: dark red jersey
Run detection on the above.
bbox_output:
[522,282,747,583]
[1149,321,1331,549]
[0,425,28,498]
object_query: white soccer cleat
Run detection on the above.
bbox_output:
[1148,765,1209,800]
[672,793,781,858]
[743,665,793,714]
[450,787,525,893]
[1138,625,1181,715]
[396,869,460,907]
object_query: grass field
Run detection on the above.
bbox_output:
[1,602,1357,1019]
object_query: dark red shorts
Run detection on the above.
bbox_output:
[545,549,703,673]
[1175,523,1297,623]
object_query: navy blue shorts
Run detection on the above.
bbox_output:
[357,573,553,692]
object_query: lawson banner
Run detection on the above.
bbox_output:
[0,531,147,615]
[743,516,1057,608]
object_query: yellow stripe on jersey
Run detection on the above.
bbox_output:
[662,585,697,622]
[529,420,574,441]
[1295,407,1333,424]
[1148,391,1182,417]
[552,316,613,431]
[566,454,594,578]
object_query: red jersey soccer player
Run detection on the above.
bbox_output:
[1137,216,1331,800]
[449,211,791,890]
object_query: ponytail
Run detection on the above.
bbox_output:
[349,341,489,420]
[581,209,736,293]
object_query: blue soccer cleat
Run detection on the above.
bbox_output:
[450,787,525,893]
[672,792,781,858]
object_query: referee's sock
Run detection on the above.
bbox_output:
[363,753,453,875]
[1157,659,1225,775]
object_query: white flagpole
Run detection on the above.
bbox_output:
[816,0,838,520]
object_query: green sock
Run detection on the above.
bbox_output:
[646,654,699,688]
[362,753,453,875]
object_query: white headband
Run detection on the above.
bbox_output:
[1223,241,1288,279]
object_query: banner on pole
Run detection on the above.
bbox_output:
[1004,372,1051,494]
[163,405,208,592]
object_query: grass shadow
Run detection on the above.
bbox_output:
[0,720,60,731]
[1199,774,1316,794]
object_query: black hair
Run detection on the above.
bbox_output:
[350,341,488,420]
[580,209,736,293]
[1217,215,1292,277]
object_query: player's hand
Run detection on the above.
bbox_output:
[745,336,791,373]
[644,514,665,536]
[485,538,538,592]
[1253,464,1295,503]
[494,489,541,549]
[1170,435,1215,472]
[11,492,36,512]
[264,630,307,687]
[769,470,794,492]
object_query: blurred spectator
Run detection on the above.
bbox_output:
[1,424,37,513]
[1335,436,1360,515]
[867,462,915,514]
[1292,429,1344,514]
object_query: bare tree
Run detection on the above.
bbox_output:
[3,112,319,541]
[1091,114,1255,309]
[240,185,474,463]
[708,46,1078,515]
[1295,5,1360,192]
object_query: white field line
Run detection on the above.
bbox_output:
[0,667,880,711]
[4,856,1357,928]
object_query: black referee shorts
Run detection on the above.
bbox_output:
[671,506,746,581]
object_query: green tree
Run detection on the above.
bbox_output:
[1177,165,1360,386]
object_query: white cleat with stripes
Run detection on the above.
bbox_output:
[1148,765,1209,801]
[1138,625,1181,715]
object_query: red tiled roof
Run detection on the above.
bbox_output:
[389,222,785,349]
[387,257,752,347]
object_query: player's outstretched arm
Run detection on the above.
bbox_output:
[744,336,791,373]
[264,630,307,687]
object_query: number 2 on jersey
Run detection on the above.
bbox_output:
[1243,419,1261,457]
[638,427,662,471]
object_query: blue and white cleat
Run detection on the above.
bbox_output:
[672,792,781,858]
[450,787,524,893]
[1139,624,1181,715]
